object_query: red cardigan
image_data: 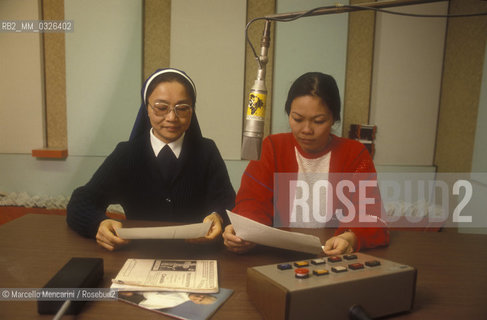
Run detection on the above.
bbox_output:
[233,133,389,251]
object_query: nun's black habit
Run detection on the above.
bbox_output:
[67,69,235,238]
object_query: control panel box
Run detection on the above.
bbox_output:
[247,253,416,320]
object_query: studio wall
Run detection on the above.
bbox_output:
[0,0,45,153]
[0,0,486,211]
[369,2,448,166]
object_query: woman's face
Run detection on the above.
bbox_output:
[289,95,335,154]
[147,81,193,143]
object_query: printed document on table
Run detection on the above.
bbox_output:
[115,222,211,240]
[227,210,323,254]
[112,259,218,293]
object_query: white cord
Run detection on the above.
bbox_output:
[53,300,71,320]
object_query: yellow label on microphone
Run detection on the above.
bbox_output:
[246,92,266,118]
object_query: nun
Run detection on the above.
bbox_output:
[67,68,236,250]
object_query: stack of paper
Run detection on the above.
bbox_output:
[113,259,232,320]
[112,259,219,293]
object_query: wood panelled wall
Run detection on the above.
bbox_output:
[434,0,487,172]
[39,0,487,171]
[41,0,67,150]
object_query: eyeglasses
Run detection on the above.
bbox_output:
[148,102,193,118]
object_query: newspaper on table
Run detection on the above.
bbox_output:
[112,259,218,293]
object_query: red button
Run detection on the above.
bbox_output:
[328,256,342,263]
[349,263,364,270]
[295,268,310,279]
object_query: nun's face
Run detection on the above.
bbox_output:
[147,81,193,143]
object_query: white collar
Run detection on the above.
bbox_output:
[150,129,185,159]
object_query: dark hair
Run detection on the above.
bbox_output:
[284,72,341,122]
[145,72,196,108]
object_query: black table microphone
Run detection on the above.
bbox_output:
[37,257,103,316]
[349,304,372,320]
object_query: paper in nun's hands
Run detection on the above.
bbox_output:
[115,222,211,240]
[226,210,323,254]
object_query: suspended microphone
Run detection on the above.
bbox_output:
[241,20,271,160]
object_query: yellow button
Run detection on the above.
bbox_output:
[313,269,329,276]
[294,261,309,267]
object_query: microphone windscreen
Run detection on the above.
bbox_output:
[241,135,262,160]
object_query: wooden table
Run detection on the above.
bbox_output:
[1,214,486,319]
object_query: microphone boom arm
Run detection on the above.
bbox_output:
[241,0,446,160]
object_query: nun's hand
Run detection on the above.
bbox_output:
[186,212,223,244]
[96,219,130,251]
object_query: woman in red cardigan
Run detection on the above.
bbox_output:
[223,72,389,254]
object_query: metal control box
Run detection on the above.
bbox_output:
[247,253,416,320]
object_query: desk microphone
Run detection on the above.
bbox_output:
[349,304,372,320]
[37,257,104,317]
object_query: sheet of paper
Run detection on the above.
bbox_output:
[227,210,323,254]
[115,222,211,240]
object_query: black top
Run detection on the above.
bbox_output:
[66,130,236,238]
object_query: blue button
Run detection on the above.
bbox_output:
[277,263,292,270]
